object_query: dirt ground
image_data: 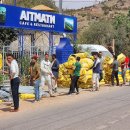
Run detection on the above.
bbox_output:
[0,85,125,119]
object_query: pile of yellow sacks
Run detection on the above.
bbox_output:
[58,52,129,88]
[58,52,95,89]
[103,53,129,84]
[102,56,113,84]
[126,69,130,82]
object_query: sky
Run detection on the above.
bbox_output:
[54,0,105,9]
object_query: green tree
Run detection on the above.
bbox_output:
[0,0,57,47]
[113,14,130,55]
[79,20,115,45]
[79,13,130,55]
[0,28,17,48]
[4,0,57,10]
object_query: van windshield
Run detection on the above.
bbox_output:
[91,51,113,58]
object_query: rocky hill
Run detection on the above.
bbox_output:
[65,0,130,36]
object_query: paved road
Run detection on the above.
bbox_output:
[0,86,130,130]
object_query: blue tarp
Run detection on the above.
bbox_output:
[0,86,50,101]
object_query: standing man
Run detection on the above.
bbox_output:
[121,56,129,85]
[4,54,20,112]
[68,57,81,95]
[91,53,101,91]
[51,54,59,93]
[111,55,119,86]
[30,55,41,101]
[98,51,103,82]
[29,60,34,86]
[41,53,55,97]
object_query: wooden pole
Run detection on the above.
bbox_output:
[112,39,115,55]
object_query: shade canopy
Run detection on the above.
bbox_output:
[32,5,54,12]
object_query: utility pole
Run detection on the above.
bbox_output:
[112,39,115,55]
[59,0,63,14]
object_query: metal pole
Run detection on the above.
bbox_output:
[49,32,53,55]
[2,45,5,87]
[73,34,77,54]
[14,0,16,6]
[59,0,63,14]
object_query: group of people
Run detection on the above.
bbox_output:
[68,52,103,94]
[92,52,130,91]
[1,51,130,112]
[112,55,130,87]
[1,53,59,112]
[91,51,130,92]
[71,51,130,92]
[29,53,59,101]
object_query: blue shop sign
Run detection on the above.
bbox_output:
[0,4,77,33]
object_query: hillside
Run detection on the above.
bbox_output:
[4,0,130,36]
[65,0,130,36]
[3,0,57,10]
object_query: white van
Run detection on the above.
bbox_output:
[78,44,113,58]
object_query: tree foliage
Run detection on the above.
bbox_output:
[0,0,57,47]
[4,0,57,10]
[113,14,130,55]
[0,28,17,48]
[79,20,115,45]
[79,10,130,55]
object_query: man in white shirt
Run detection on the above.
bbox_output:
[4,54,20,112]
[41,53,55,97]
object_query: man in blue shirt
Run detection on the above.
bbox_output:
[91,53,101,91]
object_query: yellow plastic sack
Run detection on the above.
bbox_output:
[20,94,35,99]
[118,76,122,80]
[100,81,105,86]
[80,68,87,76]
[82,63,89,69]
[79,75,89,83]
[58,81,71,88]
[127,76,130,80]
[0,100,2,103]
[87,70,93,75]
[63,61,75,69]
[58,75,65,82]
[89,56,94,61]
[0,54,2,69]
[126,69,130,74]
[117,53,126,65]
[108,59,113,65]
[119,80,123,83]
[103,56,111,64]
[59,64,66,73]
[80,58,93,69]
[68,56,76,62]
[67,69,74,75]
[73,52,89,58]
